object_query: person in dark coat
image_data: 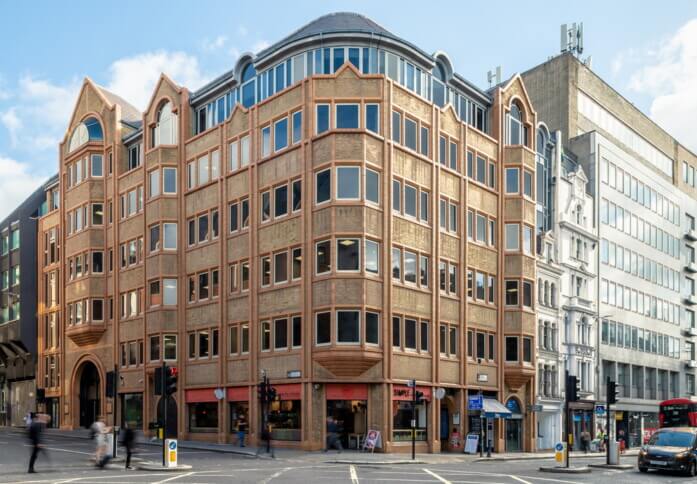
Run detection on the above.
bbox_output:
[27,414,48,473]
[122,425,136,469]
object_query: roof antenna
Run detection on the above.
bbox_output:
[560,22,584,57]
[487,66,502,87]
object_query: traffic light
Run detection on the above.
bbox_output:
[165,366,178,396]
[267,385,277,402]
[567,375,580,402]
[258,379,268,403]
[154,367,163,396]
[607,380,619,404]
[414,390,425,403]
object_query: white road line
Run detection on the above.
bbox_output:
[349,464,359,484]
[516,476,582,484]
[423,468,452,484]
[260,466,291,484]
[509,476,533,484]
[152,472,195,484]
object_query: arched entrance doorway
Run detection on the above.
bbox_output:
[157,397,178,438]
[505,397,523,452]
[78,361,101,428]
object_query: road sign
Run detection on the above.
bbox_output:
[468,394,483,411]
[595,405,606,415]
[165,439,177,468]
[555,442,567,467]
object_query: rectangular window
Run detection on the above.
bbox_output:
[505,223,519,251]
[366,169,380,204]
[392,248,401,280]
[337,310,360,343]
[275,184,288,217]
[274,118,288,152]
[149,170,161,198]
[392,111,401,143]
[404,184,417,218]
[393,180,401,212]
[316,169,331,204]
[337,166,360,199]
[316,104,330,134]
[316,240,331,274]
[366,312,379,345]
[393,317,401,347]
[274,252,288,283]
[316,312,331,345]
[274,318,288,349]
[365,240,379,275]
[163,278,177,305]
[505,336,518,362]
[404,118,417,151]
[336,104,359,129]
[365,104,379,134]
[505,168,519,194]
[505,280,519,306]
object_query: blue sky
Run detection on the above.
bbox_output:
[1,0,696,218]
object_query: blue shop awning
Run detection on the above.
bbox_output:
[482,398,513,419]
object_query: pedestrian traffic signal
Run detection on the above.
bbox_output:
[607,380,619,404]
[165,366,178,396]
[567,375,580,402]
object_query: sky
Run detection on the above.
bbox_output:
[1,0,696,220]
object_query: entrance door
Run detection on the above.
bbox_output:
[326,400,366,449]
[440,405,449,441]
[506,419,522,452]
[79,362,100,428]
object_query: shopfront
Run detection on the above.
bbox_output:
[326,383,368,449]
[392,385,431,443]
[569,402,594,450]
[505,398,523,452]
[615,410,658,448]
[267,383,301,441]
[227,387,249,445]
[466,392,508,454]
[185,388,219,434]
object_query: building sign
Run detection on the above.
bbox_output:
[468,394,483,411]
[392,385,431,401]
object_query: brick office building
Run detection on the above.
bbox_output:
[37,12,540,452]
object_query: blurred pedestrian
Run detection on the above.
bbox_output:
[324,417,343,453]
[236,415,247,448]
[580,430,591,453]
[121,424,135,470]
[27,414,49,473]
[91,416,111,468]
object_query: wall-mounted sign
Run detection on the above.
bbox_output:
[287,370,301,378]
[214,388,225,400]
[477,373,489,382]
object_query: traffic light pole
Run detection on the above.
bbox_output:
[565,370,570,468]
[412,384,416,461]
[606,376,610,466]
[162,361,166,467]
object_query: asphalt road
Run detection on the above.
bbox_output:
[0,429,692,483]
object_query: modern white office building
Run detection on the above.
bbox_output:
[524,52,697,449]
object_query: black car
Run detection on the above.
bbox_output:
[637,427,697,476]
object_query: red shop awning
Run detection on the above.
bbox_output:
[275,383,302,400]
[185,388,217,403]
[227,386,249,402]
[326,383,368,400]
[392,385,432,402]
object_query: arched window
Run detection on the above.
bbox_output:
[68,117,103,152]
[576,204,583,225]
[536,127,548,155]
[544,281,549,306]
[507,102,527,146]
[432,63,447,107]
[538,279,544,303]
[152,101,178,147]
[241,63,257,109]
[241,63,256,83]
[550,283,557,308]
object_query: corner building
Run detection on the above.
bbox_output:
[38,12,540,452]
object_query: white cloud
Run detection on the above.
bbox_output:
[251,40,271,53]
[0,108,21,147]
[0,155,48,220]
[203,35,228,51]
[625,18,697,152]
[106,50,210,110]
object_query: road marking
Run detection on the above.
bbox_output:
[260,466,291,483]
[423,468,452,484]
[349,464,359,484]
[517,476,582,484]
[152,472,195,484]
[509,476,533,484]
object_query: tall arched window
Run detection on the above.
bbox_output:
[507,102,528,146]
[152,101,177,147]
[544,281,549,306]
[576,204,583,225]
[550,283,557,308]
[432,63,447,108]
[68,117,103,152]
[241,63,257,109]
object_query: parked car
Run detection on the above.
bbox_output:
[637,427,697,476]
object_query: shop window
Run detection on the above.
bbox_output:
[188,402,218,432]
[393,400,427,442]
[268,399,301,441]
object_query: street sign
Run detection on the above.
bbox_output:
[527,404,543,412]
[555,442,567,467]
[468,394,483,411]
[595,405,606,415]
[407,379,416,388]
[165,439,177,468]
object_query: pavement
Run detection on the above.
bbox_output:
[3,427,686,483]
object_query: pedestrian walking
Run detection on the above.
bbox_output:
[580,430,591,453]
[91,416,111,468]
[236,415,247,448]
[121,424,135,470]
[27,414,49,473]
[256,423,274,458]
[324,417,343,453]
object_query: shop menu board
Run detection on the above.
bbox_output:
[464,433,479,454]
[363,429,382,451]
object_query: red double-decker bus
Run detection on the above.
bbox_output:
[659,398,697,428]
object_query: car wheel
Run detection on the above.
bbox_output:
[687,460,697,477]
[638,466,648,473]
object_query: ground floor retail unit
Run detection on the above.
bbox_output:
[43,380,538,453]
